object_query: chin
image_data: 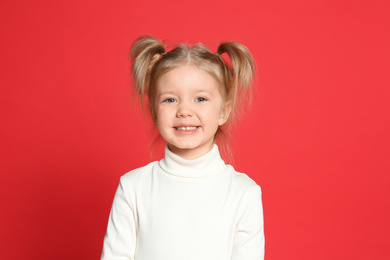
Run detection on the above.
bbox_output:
[168,141,197,148]
[171,141,212,150]
[171,144,198,150]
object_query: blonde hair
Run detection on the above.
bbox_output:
[130,35,256,158]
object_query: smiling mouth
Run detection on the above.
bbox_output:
[175,126,199,131]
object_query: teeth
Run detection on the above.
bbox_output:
[176,126,198,130]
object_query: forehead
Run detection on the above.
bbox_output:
[156,65,221,94]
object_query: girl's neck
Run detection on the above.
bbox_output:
[158,144,226,183]
[167,143,214,160]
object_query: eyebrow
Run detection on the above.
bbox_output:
[157,91,176,96]
[194,89,212,93]
[157,89,213,96]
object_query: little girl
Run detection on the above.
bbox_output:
[101,36,264,260]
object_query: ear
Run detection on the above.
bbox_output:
[218,101,232,126]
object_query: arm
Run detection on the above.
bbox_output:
[231,185,265,260]
[101,177,137,260]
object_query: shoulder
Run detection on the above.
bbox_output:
[226,166,263,216]
[119,161,158,188]
[221,165,263,219]
[227,165,260,190]
[222,165,262,203]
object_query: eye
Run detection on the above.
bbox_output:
[163,98,176,103]
[196,97,207,102]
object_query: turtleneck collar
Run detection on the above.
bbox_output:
[158,144,227,183]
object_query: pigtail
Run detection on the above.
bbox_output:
[217,42,256,120]
[130,36,166,103]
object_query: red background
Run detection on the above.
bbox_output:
[1,0,389,259]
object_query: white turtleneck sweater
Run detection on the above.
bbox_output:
[101,145,264,260]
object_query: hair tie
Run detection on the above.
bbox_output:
[215,52,224,62]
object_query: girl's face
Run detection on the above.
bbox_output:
[154,64,230,159]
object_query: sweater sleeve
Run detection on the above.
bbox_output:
[231,185,265,260]
[101,177,137,260]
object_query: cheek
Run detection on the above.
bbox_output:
[200,110,222,128]
[155,105,173,125]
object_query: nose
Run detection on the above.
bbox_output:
[176,101,194,118]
